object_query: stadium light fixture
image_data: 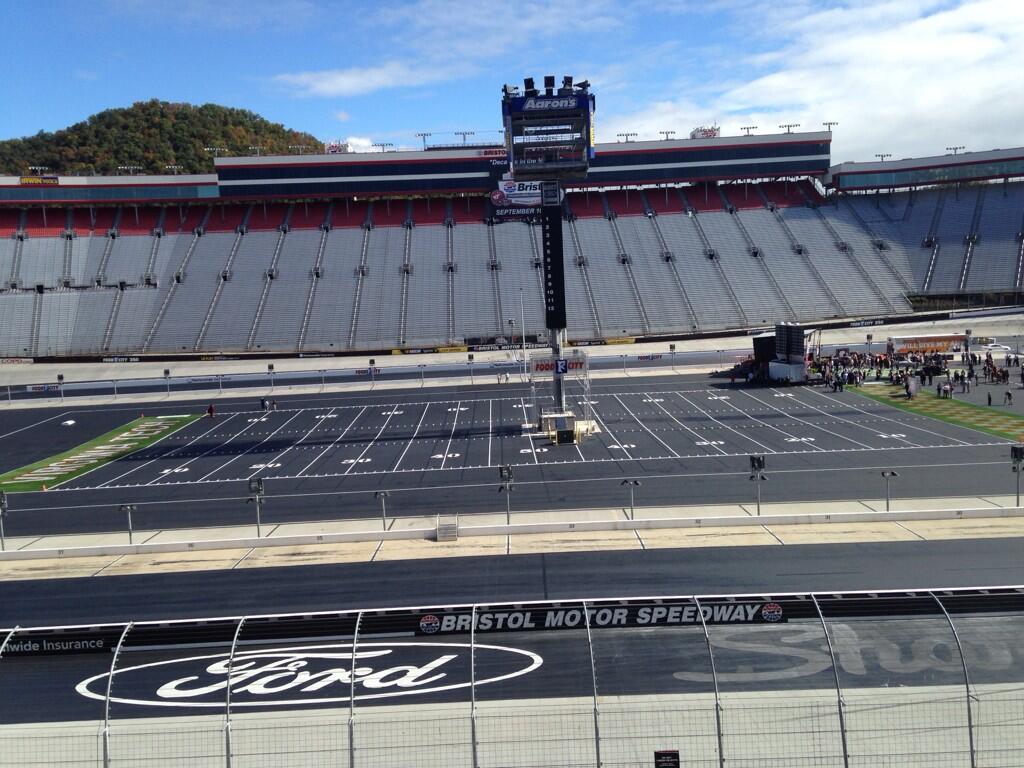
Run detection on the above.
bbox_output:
[946,145,965,155]
[617,132,638,143]
[288,144,312,155]
[117,165,142,175]
[455,131,475,145]
[372,142,394,152]
[659,131,676,141]
[164,164,182,175]
[740,126,757,136]
[822,121,839,132]
[875,153,892,162]
[203,146,228,157]
[779,123,800,134]
[415,132,432,150]
[28,165,50,174]
[247,145,264,157]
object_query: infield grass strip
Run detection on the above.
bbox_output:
[0,414,200,492]
[854,383,1024,442]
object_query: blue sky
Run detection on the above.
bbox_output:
[1,0,1021,163]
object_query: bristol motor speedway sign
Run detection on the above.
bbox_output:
[417,603,786,635]
[75,642,542,709]
[490,179,543,208]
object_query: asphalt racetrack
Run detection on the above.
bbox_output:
[0,373,1015,536]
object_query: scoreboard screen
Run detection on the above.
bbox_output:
[502,76,595,180]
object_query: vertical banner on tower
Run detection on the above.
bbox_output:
[540,187,566,330]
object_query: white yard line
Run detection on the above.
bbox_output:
[140,413,261,486]
[613,394,681,458]
[779,388,923,448]
[740,390,875,450]
[393,403,431,472]
[297,406,368,476]
[243,408,337,480]
[342,408,399,475]
[810,387,973,445]
[674,391,776,453]
[439,401,462,470]
[194,410,305,482]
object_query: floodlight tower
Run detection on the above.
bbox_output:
[500,75,596,417]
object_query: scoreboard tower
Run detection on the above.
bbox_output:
[500,76,595,416]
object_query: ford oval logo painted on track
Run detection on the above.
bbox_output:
[75,642,542,708]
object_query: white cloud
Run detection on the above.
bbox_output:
[334,110,351,122]
[274,61,454,97]
[344,136,375,152]
[600,0,1024,161]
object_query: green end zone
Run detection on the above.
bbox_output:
[856,383,1024,442]
[0,414,200,492]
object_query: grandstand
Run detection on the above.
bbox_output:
[2,135,1023,359]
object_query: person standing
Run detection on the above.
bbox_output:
[207,403,215,419]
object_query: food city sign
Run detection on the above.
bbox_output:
[75,642,542,709]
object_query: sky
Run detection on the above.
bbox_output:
[1,0,1022,163]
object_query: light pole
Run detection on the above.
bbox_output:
[164,164,182,175]
[248,478,265,537]
[520,288,527,380]
[822,121,839,132]
[268,363,275,393]
[455,131,475,145]
[372,142,394,153]
[28,165,50,175]
[164,368,170,396]
[121,504,137,544]
[204,146,228,157]
[117,165,142,175]
[508,319,517,363]
[247,145,263,157]
[659,130,676,141]
[875,153,892,162]
[620,479,641,520]
[946,145,965,155]
[375,490,390,531]
[288,144,312,155]
[415,132,432,150]
[779,123,800,134]
[881,470,899,512]
[740,125,758,136]
[1013,447,1024,507]
[749,455,767,516]
[499,465,514,525]
[468,353,475,385]
[616,132,637,143]
[0,491,7,551]
[57,373,64,402]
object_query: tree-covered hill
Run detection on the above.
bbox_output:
[0,100,322,176]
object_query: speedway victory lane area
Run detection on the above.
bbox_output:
[0,374,1015,536]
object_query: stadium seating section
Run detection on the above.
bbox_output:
[2,180,1022,357]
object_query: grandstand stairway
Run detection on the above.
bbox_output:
[840,198,915,294]
[29,292,42,356]
[606,216,651,334]
[100,289,124,351]
[486,224,505,338]
[397,224,413,346]
[1016,231,1024,290]
[802,193,897,314]
[193,227,245,351]
[141,209,208,353]
[297,204,333,351]
[763,202,844,316]
[346,225,372,349]
[957,186,987,291]
[566,219,604,338]
[446,225,456,344]
[639,200,700,331]
[679,198,748,327]
[246,224,289,350]
[9,236,24,288]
